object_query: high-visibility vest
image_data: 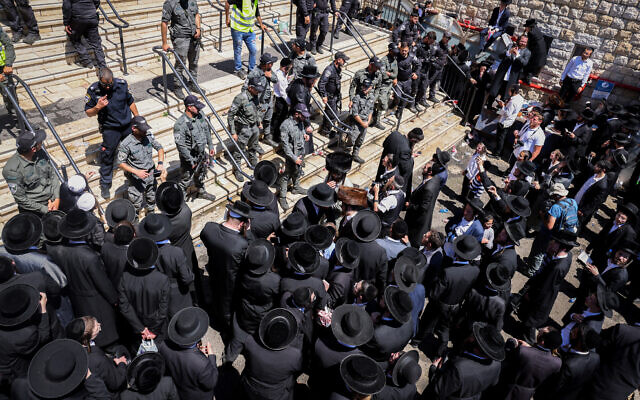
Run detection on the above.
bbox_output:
[230,0,258,33]
[0,45,6,67]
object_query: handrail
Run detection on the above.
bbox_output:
[336,12,375,59]
[209,0,225,52]
[313,86,353,134]
[98,0,130,75]
[259,19,291,57]
[391,84,416,130]
[152,46,253,180]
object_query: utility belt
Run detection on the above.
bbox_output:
[99,124,130,134]
[313,8,329,13]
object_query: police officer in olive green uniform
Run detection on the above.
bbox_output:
[0,26,16,114]
[289,38,317,79]
[161,0,202,99]
[174,94,216,201]
[3,129,60,215]
[373,43,399,129]
[242,52,278,148]
[116,116,165,214]
[228,76,263,182]
[348,79,375,164]
[277,103,310,209]
[349,56,382,123]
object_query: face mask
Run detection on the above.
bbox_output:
[99,81,113,93]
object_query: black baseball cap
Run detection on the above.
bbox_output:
[131,116,151,133]
[293,38,307,49]
[184,95,205,110]
[362,79,373,89]
[260,52,278,65]
[17,129,46,151]
[369,56,383,68]
[248,77,265,93]
[294,103,311,118]
[335,51,350,62]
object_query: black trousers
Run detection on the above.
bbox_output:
[271,97,288,143]
[295,10,310,41]
[68,19,106,67]
[494,122,507,155]
[320,93,339,133]
[0,0,38,34]
[333,0,353,32]
[309,10,329,49]
[559,77,581,103]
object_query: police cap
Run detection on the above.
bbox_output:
[335,51,350,62]
[260,52,278,65]
[131,116,151,133]
[369,56,383,68]
[17,129,46,152]
[248,77,265,93]
[184,95,205,110]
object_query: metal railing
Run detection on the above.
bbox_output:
[98,0,130,75]
[439,55,478,125]
[259,19,291,57]
[209,0,225,52]
[152,46,253,180]
[391,83,417,130]
[334,11,375,59]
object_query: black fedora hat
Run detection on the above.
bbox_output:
[596,284,619,318]
[618,203,639,223]
[625,118,640,132]
[0,283,40,327]
[398,247,427,270]
[613,239,638,257]
[607,103,625,116]
[486,262,511,291]
[524,18,536,27]
[472,321,506,361]
[339,354,385,395]
[352,210,382,243]
[28,339,88,399]
[42,210,66,243]
[58,209,95,240]
[168,306,209,346]
[226,200,251,220]
[391,350,421,386]
[259,308,298,351]
[384,286,413,323]
[2,213,42,253]
[254,160,279,186]
[393,256,418,292]
[550,230,579,248]
[612,132,630,145]
[326,151,353,174]
[515,161,536,178]
[287,242,320,274]
[307,183,338,208]
[127,237,159,270]
[305,225,333,251]
[466,197,485,215]
[127,352,165,394]
[334,237,361,270]
[105,198,137,228]
[156,182,184,215]
[137,213,173,242]
[300,64,320,79]
[331,304,374,347]
[504,220,525,245]
[580,108,595,121]
[453,235,482,261]
[280,212,308,237]
[504,195,531,217]
[242,180,275,207]
[245,238,275,275]
[435,148,451,166]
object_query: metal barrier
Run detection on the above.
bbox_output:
[152,46,253,180]
[259,19,291,57]
[98,0,130,75]
[390,84,417,130]
[334,12,375,59]
[206,0,225,52]
[439,55,477,125]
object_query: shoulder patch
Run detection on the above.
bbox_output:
[85,94,91,103]
[8,183,17,194]
[88,83,99,91]
[115,78,125,84]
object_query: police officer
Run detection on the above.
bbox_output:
[294,0,314,42]
[392,12,420,48]
[332,0,357,39]
[63,0,105,68]
[394,41,421,117]
[317,51,349,135]
[243,52,278,148]
[85,67,139,199]
[278,103,310,209]
[228,76,263,182]
[116,116,165,215]
[161,0,202,99]
[0,26,16,113]
[415,30,436,108]
[174,94,216,201]
[308,0,337,54]
[1,0,40,44]
[425,31,449,103]
[289,38,317,79]
[348,78,375,164]
[349,56,382,110]
[2,129,60,215]
[373,43,398,129]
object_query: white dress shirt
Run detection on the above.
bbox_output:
[561,56,594,87]
[574,174,605,205]
[273,68,290,103]
[497,93,525,128]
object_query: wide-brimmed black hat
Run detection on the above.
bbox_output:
[398,247,427,271]
[618,203,639,223]
[287,242,320,274]
[127,352,165,394]
[137,213,172,242]
[28,339,88,399]
[393,256,418,292]
[486,262,511,291]
[42,210,66,243]
[607,103,625,116]
[168,307,209,346]
[300,65,320,79]
[466,197,484,215]
[305,225,333,251]
[612,132,630,145]
[331,304,374,346]
[339,354,385,395]
[2,213,42,253]
[58,209,95,240]
[254,160,279,186]
[280,212,308,237]
[0,283,40,327]
[435,148,451,166]
[472,321,505,361]
[242,180,275,207]
[613,239,638,257]
[352,210,382,243]
[453,235,482,261]
[334,237,361,270]
[392,350,421,386]
[515,161,536,178]
[245,238,275,275]
[307,183,338,208]
[551,231,579,248]
[504,221,525,245]
[524,18,536,27]
[259,308,298,351]
[156,182,184,215]
[226,200,251,220]
[504,195,531,217]
[127,238,159,270]
[326,151,353,174]
[384,286,413,323]
[624,118,640,132]
[596,284,619,318]
[580,108,595,121]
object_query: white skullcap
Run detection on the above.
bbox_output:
[76,192,96,211]
[67,175,87,194]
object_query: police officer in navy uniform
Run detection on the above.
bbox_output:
[63,0,105,68]
[308,0,337,54]
[392,12,421,48]
[317,51,349,135]
[294,0,314,42]
[85,67,139,199]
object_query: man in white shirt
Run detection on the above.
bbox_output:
[559,47,594,103]
[271,57,293,145]
[491,84,525,157]
[510,111,544,170]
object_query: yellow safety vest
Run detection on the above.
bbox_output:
[0,45,6,67]
[230,0,258,33]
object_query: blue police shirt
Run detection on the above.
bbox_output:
[85,78,135,129]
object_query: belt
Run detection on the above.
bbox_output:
[315,8,328,12]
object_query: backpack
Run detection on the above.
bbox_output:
[555,198,579,234]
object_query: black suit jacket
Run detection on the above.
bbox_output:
[156,243,193,318]
[526,26,548,69]
[500,345,561,400]
[363,318,414,362]
[120,376,179,399]
[430,262,480,306]
[588,220,636,265]
[536,350,600,400]
[248,207,281,239]
[490,48,531,96]
[488,6,510,28]
[575,175,609,219]
[101,241,130,290]
[354,240,388,291]
[166,205,198,275]
[158,340,218,400]
[236,270,281,334]
[406,176,442,247]
[86,345,127,396]
[563,123,593,159]
[293,196,336,225]
[423,353,501,399]
[377,130,414,194]
[522,254,572,328]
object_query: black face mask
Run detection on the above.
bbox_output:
[99,81,114,94]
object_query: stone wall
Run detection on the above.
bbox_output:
[439,0,640,104]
